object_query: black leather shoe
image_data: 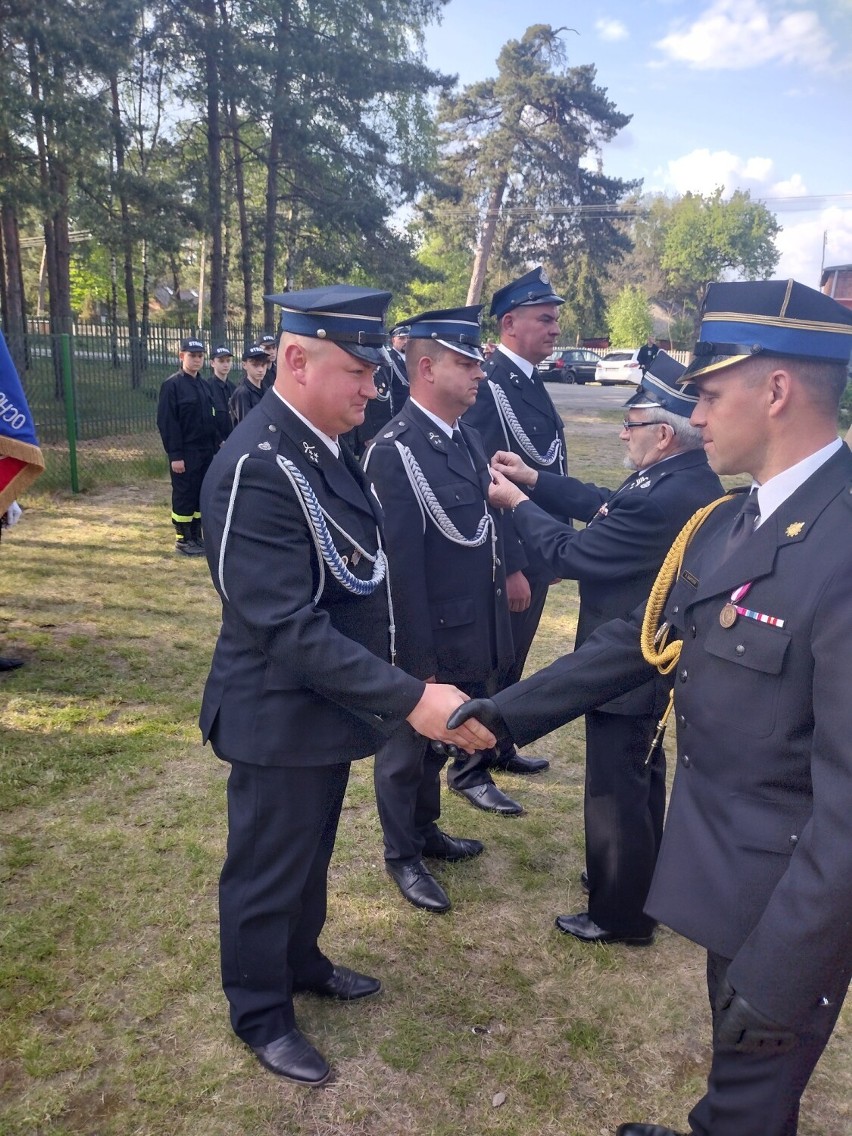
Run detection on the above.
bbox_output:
[555,911,654,946]
[295,965,381,1000]
[386,861,451,912]
[580,869,589,893]
[616,1125,687,1135]
[0,657,24,671]
[251,1028,331,1084]
[493,751,550,774]
[451,783,524,816]
[422,831,485,862]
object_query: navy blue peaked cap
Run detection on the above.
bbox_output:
[683,279,852,381]
[490,267,564,320]
[264,285,392,365]
[406,305,485,360]
[625,351,698,418]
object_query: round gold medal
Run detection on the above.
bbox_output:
[719,603,738,628]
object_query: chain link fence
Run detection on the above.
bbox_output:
[10,319,267,494]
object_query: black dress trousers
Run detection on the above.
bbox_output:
[219,760,349,1046]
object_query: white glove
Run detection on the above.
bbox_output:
[5,501,22,526]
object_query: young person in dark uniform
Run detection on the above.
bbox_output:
[451,266,567,812]
[207,345,236,444]
[257,332,278,390]
[489,353,723,944]
[156,337,218,555]
[449,279,852,1136]
[228,345,268,426]
[199,286,496,1087]
[363,306,513,912]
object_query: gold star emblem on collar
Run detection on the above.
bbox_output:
[785,521,805,537]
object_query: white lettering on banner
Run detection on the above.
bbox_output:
[0,392,27,432]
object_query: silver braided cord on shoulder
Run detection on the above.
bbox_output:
[275,456,387,600]
[394,442,497,579]
[488,380,562,467]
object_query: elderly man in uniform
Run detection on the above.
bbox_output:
[156,336,218,555]
[449,279,852,1136]
[363,306,513,913]
[199,286,495,1086]
[488,353,722,944]
[448,266,568,814]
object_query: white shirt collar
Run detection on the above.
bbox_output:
[409,397,455,438]
[496,344,535,379]
[272,388,340,458]
[751,438,842,526]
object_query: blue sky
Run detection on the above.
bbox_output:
[421,0,852,286]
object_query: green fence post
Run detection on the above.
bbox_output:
[59,333,80,493]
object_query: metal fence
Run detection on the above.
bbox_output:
[10,319,268,494]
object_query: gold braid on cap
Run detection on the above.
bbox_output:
[639,493,736,763]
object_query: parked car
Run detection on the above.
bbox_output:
[594,349,643,385]
[540,347,602,384]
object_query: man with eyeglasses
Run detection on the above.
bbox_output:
[487,352,722,945]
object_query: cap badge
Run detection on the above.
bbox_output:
[539,269,550,285]
[785,521,805,538]
[257,441,272,451]
[302,441,320,464]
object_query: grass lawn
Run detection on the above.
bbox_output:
[1,404,849,1136]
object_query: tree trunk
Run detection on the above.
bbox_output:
[263,7,292,330]
[110,73,142,386]
[466,171,508,305]
[201,0,225,344]
[228,97,253,342]
[0,204,28,373]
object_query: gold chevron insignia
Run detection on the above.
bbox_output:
[785,521,805,537]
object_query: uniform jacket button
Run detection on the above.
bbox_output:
[736,644,746,656]
[679,668,688,682]
[690,624,697,638]
[681,754,691,768]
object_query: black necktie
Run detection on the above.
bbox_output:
[724,491,761,559]
[452,428,475,471]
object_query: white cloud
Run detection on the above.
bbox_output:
[770,172,809,197]
[776,209,852,285]
[596,18,629,42]
[656,0,831,71]
[661,148,778,197]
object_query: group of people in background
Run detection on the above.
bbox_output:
[156,333,278,555]
[153,265,852,1136]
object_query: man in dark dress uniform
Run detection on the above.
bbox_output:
[450,279,852,1136]
[451,266,567,813]
[489,353,723,944]
[199,286,495,1086]
[207,345,236,444]
[156,336,219,555]
[343,323,410,458]
[228,345,268,426]
[363,306,513,912]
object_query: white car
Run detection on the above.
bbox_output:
[594,349,643,385]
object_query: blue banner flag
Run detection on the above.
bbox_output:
[0,330,44,514]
